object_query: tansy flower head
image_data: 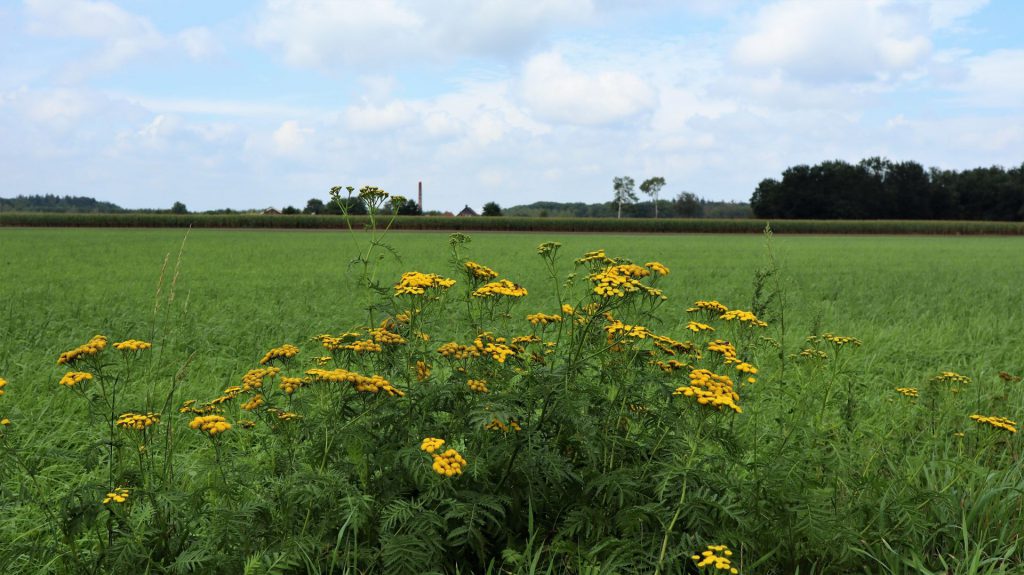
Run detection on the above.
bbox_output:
[57,335,108,364]
[103,487,130,505]
[116,412,160,431]
[896,387,919,398]
[687,321,715,333]
[687,300,729,314]
[113,339,152,352]
[189,415,231,436]
[260,344,299,364]
[526,313,562,326]
[421,437,445,453]
[645,261,669,276]
[431,448,468,477]
[59,371,93,388]
[720,309,767,328]
[969,414,1017,433]
[691,544,738,573]
[467,379,489,393]
[472,279,528,298]
[0,377,7,396]
[465,261,499,280]
[822,333,861,347]
[933,371,971,386]
[394,271,456,295]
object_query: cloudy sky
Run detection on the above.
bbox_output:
[1,0,1021,212]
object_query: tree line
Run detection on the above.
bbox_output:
[751,157,1024,220]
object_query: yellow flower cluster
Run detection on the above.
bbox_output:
[431,448,468,477]
[189,415,231,436]
[822,333,862,347]
[798,348,828,360]
[687,300,729,314]
[273,410,301,422]
[316,332,362,351]
[260,343,299,364]
[645,261,670,276]
[512,335,542,346]
[576,249,613,265]
[467,379,489,393]
[369,327,406,345]
[733,362,758,383]
[178,399,217,415]
[0,377,5,396]
[687,321,715,333]
[240,394,264,411]
[589,264,651,298]
[416,361,431,382]
[346,339,383,353]
[605,320,651,340]
[115,412,160,431]
[933,371,972,386]
[438,342,478,360]
[674,369,741,413]
[113,339,152,352]
[485,418,522,432]
[707,339,737,359]
[473,334,517,363]
[394,271,456,295]
[58,371,94,388]
[242,367,280,391]
[313,356,332,366]
[561,303,574,315]
[692,544,738,573]
[306,368,405,397]
[420,437,445,453]
[103,487,130,505]
[465,261,499,280]
[651,334,696,356]
[720,309,768,328]
[895,387,919,397]
[279,376,307,395]
[57,335,108,364]
[526,313,562,325]
[969,414,1017,433]
[654,359,688,373]
[472,279,528,298]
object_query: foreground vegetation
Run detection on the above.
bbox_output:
[1,194,1022,574]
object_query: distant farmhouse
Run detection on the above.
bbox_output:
[457,205,478,217]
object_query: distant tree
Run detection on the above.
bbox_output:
[397,199,422,215]
[674,192,702,218]
[303,198,325,214]
[639,177,666,218]
[282,206,299,214]
[171,201,188,214]
[612,176,637,219]
[482,202,502,216]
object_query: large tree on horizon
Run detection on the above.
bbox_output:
[640,177,666,218]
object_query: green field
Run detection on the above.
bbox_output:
[1,227,1023,574]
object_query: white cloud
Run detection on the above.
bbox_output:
[252,0,593,68]
[519,51,654,125]
[271,120,314,156]
[732,0,935,83]
[950,49,1024,108]
[344,101,416,132]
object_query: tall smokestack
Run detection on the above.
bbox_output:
[418,181,423,213]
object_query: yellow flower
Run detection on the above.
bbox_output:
[415,361,431,382]
[57,335,108,364]
[687,300,729,314]
[644,261,669,276]
[561,304,574,315]
[58,371,93,388]
[933,371,971,386]
[0,418,9,426]
[687,321,715,333]
[260,344,299,364]
[674,369,742,413]
[306,368,405,397]
[431,448,468,477]
[822,333,861,347]
[472,279,528,298]
[0,377,6,396]
[526,313,562,326]
[969,414,1017,433]
[115,412,160,431]
[467,379,489,393]
[420,437,445,453]
[279,376,307,395]
[240,394,264,411]
[113,339,153,352]
[189,415,232,436]
[394,271,456,295]
[895,387,919,398]
[720,309,767,328]
[102,487,130,505]
[465,261,499,280]
[692,544,738,573]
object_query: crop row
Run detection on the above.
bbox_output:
[3,211,1024,234]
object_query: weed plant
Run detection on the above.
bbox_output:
[0,188,1022,574]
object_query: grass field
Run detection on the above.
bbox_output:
[1,226,1023,574]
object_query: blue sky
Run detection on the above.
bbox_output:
[1,0,1021,212]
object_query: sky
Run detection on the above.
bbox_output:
[0,0,1022,213]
